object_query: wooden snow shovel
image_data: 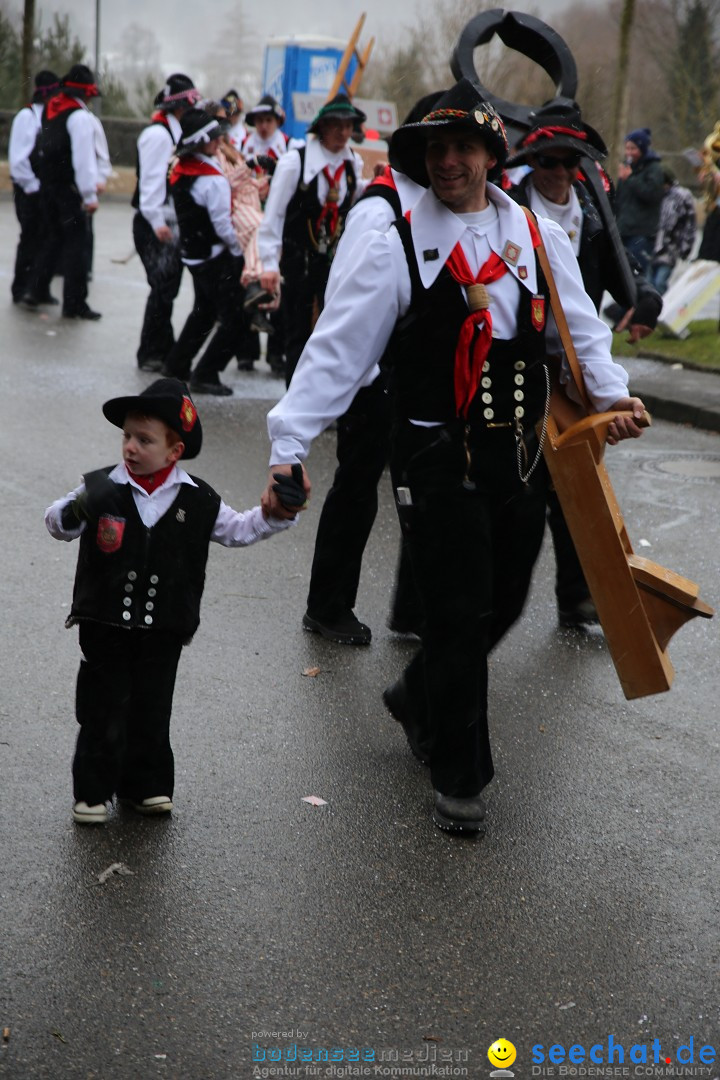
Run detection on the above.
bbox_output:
[532,222,714,699]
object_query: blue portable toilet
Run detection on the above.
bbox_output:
[262,36,359,141]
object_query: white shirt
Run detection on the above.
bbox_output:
[136,113,182,231]
[528,182,583,256]
[65,102,100,205]
[9,103,43,193]
[267,183,630,464]
[45,463,296,543]
[90,112,111,186]
[257,136,366,272]
[242,129,289,161]
[177,154,242,264]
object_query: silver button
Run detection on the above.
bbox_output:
[481,392,493,404]
[123,598,131,607]
[145,602,154,611]
[515,406,525,418]
[148,588,156,597]
[149,575,159,584]
[127,571,137,581]
[483,407,494,420]
[514,389,525,401]
[144,615,153,625]
[482,361,490,373]
[124,583,133,593]
[122,611,131,621]
[514,373,525,385]
[514,361,525,371]
[481,376,492,388]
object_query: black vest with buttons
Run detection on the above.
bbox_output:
[388,214,550,429]
[282,145,357,264]
[68,469,221,643]
[172,168,223,261]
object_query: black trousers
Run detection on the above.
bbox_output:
[546,484,591,608]
[306,375,392,619]
[164,250,245,383]
[11,185,46,300]
[35,185,89,313]
[282,251,330,387]
[389,420,548,798]
[133,212,183,365]
[73,623,183,805]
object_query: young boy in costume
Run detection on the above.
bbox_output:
[45,378,305,824]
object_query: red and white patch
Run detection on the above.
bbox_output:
[96,515,125,554]
[501,241,521,266]
[531,296,546,332]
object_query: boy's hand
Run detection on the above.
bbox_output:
[261,463,311,520]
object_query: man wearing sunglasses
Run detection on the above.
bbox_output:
[506,98,661,630]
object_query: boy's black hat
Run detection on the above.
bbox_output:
[62,63,100,97]
[246,94,285,126]
[389,78,508,186]
[153,72,201,111]
[505,97,607,168]
[308,93,366,135]
[102,378,202,460]
[32,70,60,102]
[176,107,224,154]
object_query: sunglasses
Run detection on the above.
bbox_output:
[534,152,582,170]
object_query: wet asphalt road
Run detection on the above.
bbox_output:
[0,200,718,1079]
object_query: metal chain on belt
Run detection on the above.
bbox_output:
[515,363,550,483]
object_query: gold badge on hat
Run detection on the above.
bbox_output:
[501,241,521,267]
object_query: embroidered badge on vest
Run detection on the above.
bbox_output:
[518,265,528,280]
[501,241,521,266]
[423,248,439,261]
[176,508,186,522]
[531,295,546,332]
[96,515,125,554]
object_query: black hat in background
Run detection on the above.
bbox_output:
[154,73,201,111]
[62,64,100,97]
[175,108,224,154]
[32,70,60,102]
[389,78,509,186]
[221,89,243,117]
[245,94,285,126]
[506,97,607,168]
[102,378,203,460]
[308,93,366,136]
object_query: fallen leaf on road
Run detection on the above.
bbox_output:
[557,1001,576,1010]
[301,796,327,807]
[302,667,321,677]
[96,862,134,885]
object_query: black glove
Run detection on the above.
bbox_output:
[63,471,123,527]
[255,154,277,176]
[271,463,307,509]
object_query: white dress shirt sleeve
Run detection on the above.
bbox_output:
[67,108,99,205]
[192,171,242,257]
[538,216,631,411]
[45,485,87,540]
[211,502,297,545]
[267,227,411,464]
[137,123,175,231]
[9,106,41,193]
[92,114,112,184]
[257,149,302,272]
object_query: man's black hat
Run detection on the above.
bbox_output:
[246,94,285,126]
[62,64,100,97]
[505,97,607,168]
[32,70,60,102]
[154,73,201,110]
[308,93,366,136]
[102,378,202,460]
[176,108,224,154]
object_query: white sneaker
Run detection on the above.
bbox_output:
[131,796,173,815]
[73,800,108,824]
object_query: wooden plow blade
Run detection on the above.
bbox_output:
[544,409,714,699]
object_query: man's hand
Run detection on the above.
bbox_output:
[261,463,311,520]
[154,224,173,243]
[626,322,653,343]
[617,162,632,182]
[84,201,99,215]
[606,397,648,445]
[260,270,281,296]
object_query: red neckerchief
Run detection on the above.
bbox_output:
[151,111,170,127]
[169,157,221,185]
[369,164,397,191]
[45,93,83,121]
[316,163,345,238]
[126,462,176,494]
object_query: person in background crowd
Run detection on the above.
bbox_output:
[161,108,246,396]
[615,127,665,276]
[9,69,60,306]
[649,166,697,294]
[133,73,202,372]
[221,90,247,152]
[30,64,103,320]
[506,99,662,628]
[258,93,367,386]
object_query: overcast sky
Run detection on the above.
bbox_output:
[30,0,572,77]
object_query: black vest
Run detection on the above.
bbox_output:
[131,118,174,210]
[388,215,549,429]
[282,146,357,264]
[68,469,221,643]
[172,168,223,261]
[32,98,82,187]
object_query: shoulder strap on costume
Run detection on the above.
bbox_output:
[392,212,423,324]
[521,206,592,413]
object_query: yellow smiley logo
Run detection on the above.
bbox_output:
[488,1039,517,1069]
